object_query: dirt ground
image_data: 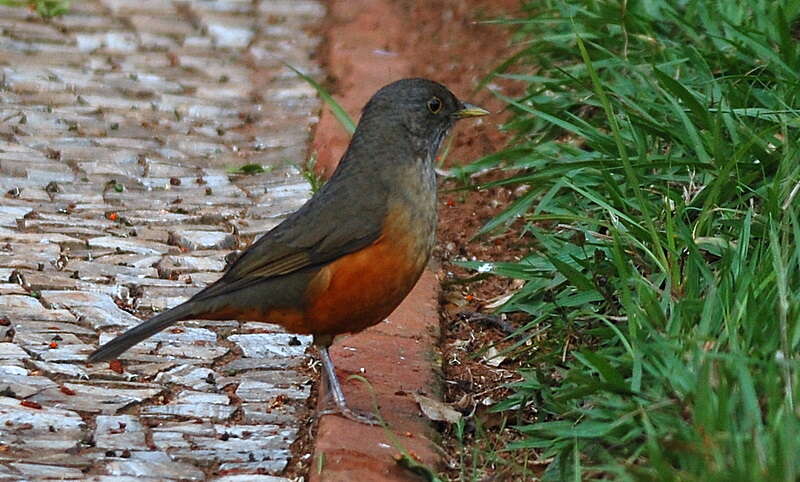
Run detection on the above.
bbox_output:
[295,0,534,479]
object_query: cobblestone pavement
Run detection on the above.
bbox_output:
[0,1,324,479]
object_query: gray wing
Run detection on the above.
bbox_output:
[192,174,386,302]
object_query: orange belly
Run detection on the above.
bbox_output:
[198,204,432,336]
[303,244,425,334]
[301,202,431,335]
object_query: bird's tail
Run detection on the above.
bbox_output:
[87,301,198,362]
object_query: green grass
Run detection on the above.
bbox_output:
[300,153,326,194]
[0,0,69,17]
[289,64,352,194]
[285,63,356,135]
[457,1,800,480]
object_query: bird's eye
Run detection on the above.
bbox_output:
[427,96,442,114]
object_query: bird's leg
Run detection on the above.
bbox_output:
[318,345,348,408]
[314,337,380,425]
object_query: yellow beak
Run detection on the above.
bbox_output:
[454,103,490,119]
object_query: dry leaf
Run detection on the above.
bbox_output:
[483,346,507,367]
[413,394,462,424]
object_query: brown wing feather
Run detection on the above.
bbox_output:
[188,170,387,303]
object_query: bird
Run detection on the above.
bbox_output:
[88,78,489,423]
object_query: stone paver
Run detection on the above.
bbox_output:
[0,1,324,479]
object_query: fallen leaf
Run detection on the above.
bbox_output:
[109,360,124,374]
[482,346,507,367]
[413,394,461,424]
[483,292,514,310]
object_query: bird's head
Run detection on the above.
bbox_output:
[357,78,489,161]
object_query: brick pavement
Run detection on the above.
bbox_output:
[0,1,325,479]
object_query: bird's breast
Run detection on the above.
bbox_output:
[300,199,435,335]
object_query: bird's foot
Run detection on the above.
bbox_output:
[318,404,381,425]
